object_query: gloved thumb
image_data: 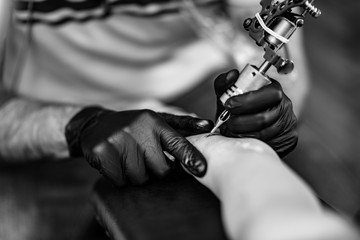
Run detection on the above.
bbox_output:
[158,113,214,136]
[160,129,207,177]
[214,69,240,97]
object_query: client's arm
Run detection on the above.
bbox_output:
[186,134,358,240]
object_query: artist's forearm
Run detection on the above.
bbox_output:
[0,97,81,162]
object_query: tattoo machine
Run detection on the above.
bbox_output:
[211,0,321,133]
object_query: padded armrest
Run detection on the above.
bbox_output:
[92,168,228,240]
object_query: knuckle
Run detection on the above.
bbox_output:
[155,166,171,178]
[107,130,126,144]
[84,148,103,170]
[254,112,272,130]
[226,97,244,111]
[276,88,284,100]
[259,113,269,127]
[130,171,149,185]
[135,176,149,185]
[115,128,132,140]
[140,109,157,118]
[91,141,107,156]
[139,109,159,124]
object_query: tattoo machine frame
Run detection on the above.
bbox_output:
[211,0,321,133]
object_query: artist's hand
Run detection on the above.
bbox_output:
[214,69,298,158]
[65,107,213,187]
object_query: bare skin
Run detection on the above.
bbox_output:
[186,134,359,240]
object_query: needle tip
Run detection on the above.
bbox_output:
[210,126,218,134]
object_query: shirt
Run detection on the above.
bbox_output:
[4,0,260,110]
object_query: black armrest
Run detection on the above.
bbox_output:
[92,168,228,240]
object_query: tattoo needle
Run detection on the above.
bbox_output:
[210,110,231,133]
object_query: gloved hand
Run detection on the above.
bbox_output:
[65,107,213,187]
[214,69,298,158]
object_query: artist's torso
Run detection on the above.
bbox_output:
[4,0,261,110]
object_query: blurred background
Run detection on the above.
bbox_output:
[1,1,359,240]
[287,0,360,218]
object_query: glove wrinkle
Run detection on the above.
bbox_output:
[214,70,298,158]
[160,129,207,177]
[65,107,209,187]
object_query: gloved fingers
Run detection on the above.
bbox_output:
[214,69,240,97]
[157,113,214,136]
[159,128,207,177]
[83,141,129,187]
[267,129,298,158]
[224,80,283,115]
[271,110,298,157]
[221,119,282,142]
[110,133,149,186]
[226,106,281,133]
[141,134,172,178]
[214,70,239,119]
[221,116,298,158]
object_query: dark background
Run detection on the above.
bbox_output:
[287,0,360,217]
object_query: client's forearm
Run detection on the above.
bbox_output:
[0,97,81,162]
[186,134,358,240]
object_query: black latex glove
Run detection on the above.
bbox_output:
[214,69,298,158]
[65,107,213,187]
